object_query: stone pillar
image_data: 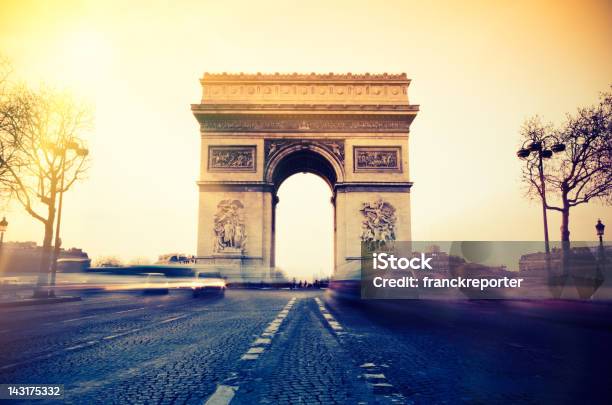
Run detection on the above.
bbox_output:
[334,185,412,272]
[197,186,273,268]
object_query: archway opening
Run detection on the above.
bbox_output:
[270,149,338,190]
[275,173,334,283]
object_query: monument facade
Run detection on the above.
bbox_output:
[191,73,419,272]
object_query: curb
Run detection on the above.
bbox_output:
[0,296,82,308]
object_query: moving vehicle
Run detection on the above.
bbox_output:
[192,271,226,298]
[142,272,169,295]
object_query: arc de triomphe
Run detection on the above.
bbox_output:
[191,73,419,274]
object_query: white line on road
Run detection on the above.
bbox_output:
[114,307,145,314]
[314,297,344,335]
[0,339,96,371]
[102,329,142,340]
[159,315,187,324]
[62,315,97,323]
[204,384,237,405]
[359,362,400,396]
[0,309,194,372]
[158,315,187,324]
[205,297,297,404]
[65,341,97,351]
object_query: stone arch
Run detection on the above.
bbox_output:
[192,72,418,275]
[265,142,345,190]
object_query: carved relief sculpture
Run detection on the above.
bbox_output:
[360,199,397,243]
[200,117,411,133]
[264,139,345,165]
[213,200,247,253]
[208,146,255,171]
[199,72,410,105]
[354,147,401,172]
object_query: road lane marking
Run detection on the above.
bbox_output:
[63,315,97,323]
[314,297,344,335]
[159,315,187,324]
[364,373,387,380]
[316,297,402,398]
[0,339,96,371]
[204,297,296,405]
[102,329,142,340]
[241,297,296,362]
[204,384,237,405]
[359,362,401,397]
[114,307,145,314]
[0,353,54,371]
[65,341,97,351]
[206,297,297,404]
[1,307,196,372]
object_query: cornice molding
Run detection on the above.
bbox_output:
[192,103,419,112]
[201,72,409,83]
[197,73,414,105]
[196,181,413,193]
[197,181,275,193]
[195,114,415,133]
[334,182,413,193]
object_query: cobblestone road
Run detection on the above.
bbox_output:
[0,289,611,404]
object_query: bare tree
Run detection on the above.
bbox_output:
[520,88,612,244]
[0,57,27,199]
[518,116,557,252]
[4,86,92,295]
[94,256,123,268]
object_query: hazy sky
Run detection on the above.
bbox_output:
[0,0,610,279]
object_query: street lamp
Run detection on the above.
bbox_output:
[596,219,605,247]
[48,143,89,295]
[516,137,565,255]
[0,217,8,268]
[0,216,8,240]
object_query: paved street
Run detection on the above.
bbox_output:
[0,289,611,404]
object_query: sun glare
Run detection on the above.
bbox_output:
[275,173,334,282]
[57,30,113,93]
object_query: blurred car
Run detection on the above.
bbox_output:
[0,276,29,286]
[192,271,226,298]
[142,272,169,295]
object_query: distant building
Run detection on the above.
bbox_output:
[519,246,611,274]
[0,242,90,274]
[156,253,196,265]
[412,246,511,278]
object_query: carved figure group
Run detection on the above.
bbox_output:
[210,149,253,169]
[356,150,398,169]
[360,199,397,243]
[213,200,247,252]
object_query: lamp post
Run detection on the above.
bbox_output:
[596,219,606,265]
[516,137,566,255]
[48,143,89,296]
[596,219,605,247]
[0,217,8,265]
